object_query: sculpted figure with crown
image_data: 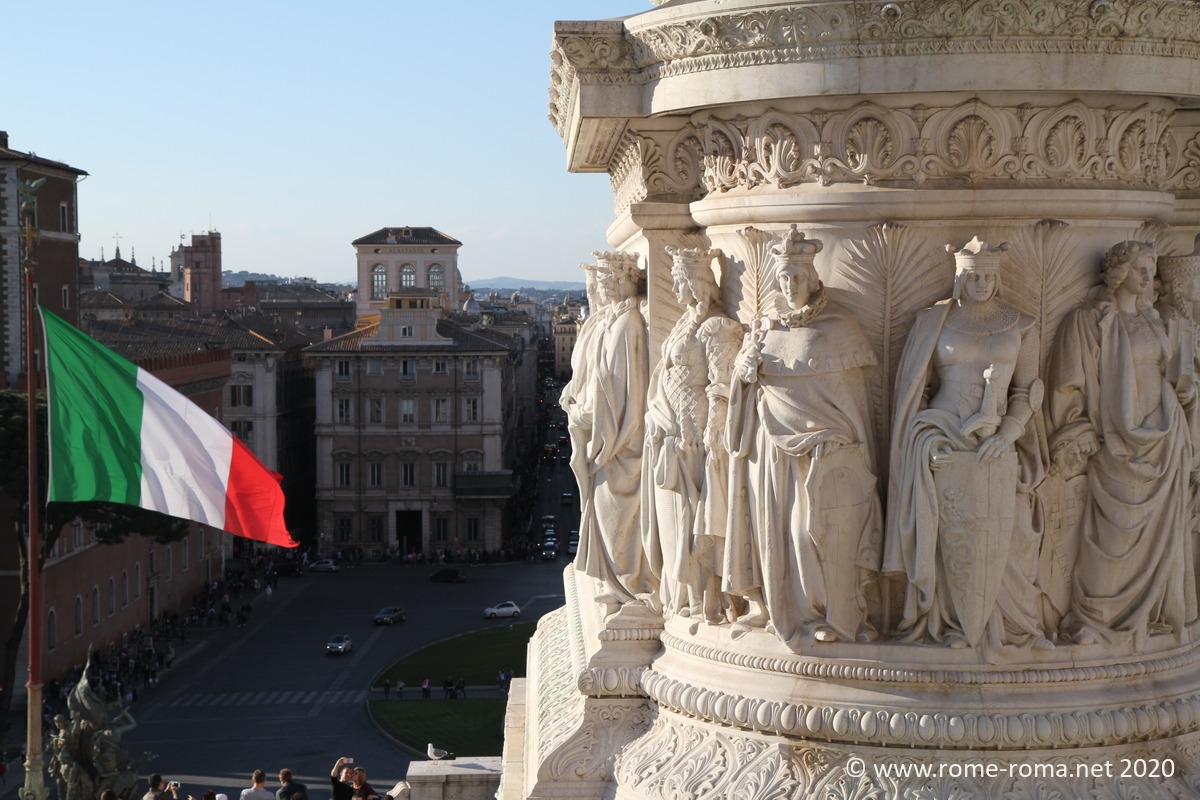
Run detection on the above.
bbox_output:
[886,237,1051,650]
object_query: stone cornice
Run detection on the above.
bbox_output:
[628,0,1200,78]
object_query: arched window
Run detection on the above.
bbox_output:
[121,570,129,607]
[428,264,445,292]
[74,596,83,636]
[371,264,387,299]
[107,577,116,615]
[47,609,57,651]
[401,264,416,288]
[91,586,100,625]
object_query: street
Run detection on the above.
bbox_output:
[108,559,567,797]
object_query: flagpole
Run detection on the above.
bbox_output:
[18,180,46,800]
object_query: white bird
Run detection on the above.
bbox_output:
[427,743,451,760]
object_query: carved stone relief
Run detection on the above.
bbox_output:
[694,99,1175,192]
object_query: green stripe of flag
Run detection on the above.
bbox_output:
[43,308,145,505]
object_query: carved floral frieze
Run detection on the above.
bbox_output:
[614,712,1200,800]
[695,98,1177,192]
[628,0,1200,77]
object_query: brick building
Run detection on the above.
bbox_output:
[0,131,86,389]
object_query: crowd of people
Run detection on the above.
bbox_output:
[140,762,395,800]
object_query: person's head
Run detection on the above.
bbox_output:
[949,237,1007,305]
[351,768,367,788]
[1102,240,1157,295]
[278,769,292,785]
[100,790,117,800]
[594,251,643,303]
[203,791,216,800]
[339,766,353,783]
[667,246,721,310]
[770,226,822,311]
[252,770,266,787]
[149,775,165,790]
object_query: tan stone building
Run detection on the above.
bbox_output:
[309,227,526,559]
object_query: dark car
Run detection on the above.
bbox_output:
[430,567,466,583]
[268,561,302,577]
[374,605,407,625]
[541,545,559,561]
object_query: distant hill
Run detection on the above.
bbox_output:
[467,276,585,291]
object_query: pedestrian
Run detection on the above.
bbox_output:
[443,677,454,700]
[276,770,307,800]
[382,678,392,700]
[396,679,405,700]
[329,758,353,800]
[266,586,273,602]
[421,678,431,700]
[239,770,274,800]
[456,678,466,699]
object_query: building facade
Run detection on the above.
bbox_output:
[353,227,462,317]
[169,231,223,316]
[0,131,86,389]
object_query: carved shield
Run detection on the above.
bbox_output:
[934,450,1018,648]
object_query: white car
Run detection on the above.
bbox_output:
[309,559,339,573]
[326,634,353,655]
[485,601,521,619]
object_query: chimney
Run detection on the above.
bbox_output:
[323,327,333,341]
[0,131,8,149]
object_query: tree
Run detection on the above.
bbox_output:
[0,391,187,756]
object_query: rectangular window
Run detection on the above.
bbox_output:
[368,516,384,542]
[464,359,480,380]
[61,285,70,310]
[336,360,351,381]
[400,397,416,423]
[464,397,479,422]
[230,385,253,407]
[465,461,481,473]
[433,397,448,424]
[434,462,449,488]
[337,517,353,543]
[59,202,69,232]
[367,358,382,376]
[72,520,83,548]
[369,398,383,424]
[434,516,449,543]
[434,360,447,374]
[337,463,352,487]
[337,398,352,423]
[231,420,253,443]
[369,462,383,487]
[400,359,414,380]
[400,325,414,338]
[466,516,481,542]
[402,462,416,487]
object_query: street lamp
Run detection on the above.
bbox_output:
[18,175,47,800]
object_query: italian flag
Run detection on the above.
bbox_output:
[42,308,297,548]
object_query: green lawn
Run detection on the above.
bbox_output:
[369,622,535,756]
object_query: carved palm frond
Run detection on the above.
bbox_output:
[1002,220,1088,371]
[727,226,780,327]
[837,222,954,459]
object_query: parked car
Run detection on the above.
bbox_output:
[430,567,467,583]
[374,605,407,625]
[484,601,521,619]
[309,559,339,573]
[326,634,353,655]
[268,560,302,577]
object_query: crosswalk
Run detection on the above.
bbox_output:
[168,689,370,708]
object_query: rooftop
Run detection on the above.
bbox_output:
[352,227,462,247]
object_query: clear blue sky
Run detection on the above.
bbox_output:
[8,1,650,286]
